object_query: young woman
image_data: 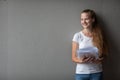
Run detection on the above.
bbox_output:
[72,9,108,80]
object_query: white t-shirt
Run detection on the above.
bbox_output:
[72,31,102,74]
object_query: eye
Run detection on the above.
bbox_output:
[81,18,84,21]
[85,18,89,20]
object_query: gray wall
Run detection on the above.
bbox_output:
[0,0,8,80]
[0,0,120,80]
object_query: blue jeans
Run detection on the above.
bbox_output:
[75,72,103,80]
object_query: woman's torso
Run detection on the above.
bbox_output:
[75,31,102,74]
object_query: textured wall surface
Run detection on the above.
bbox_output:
[0,0,120,80]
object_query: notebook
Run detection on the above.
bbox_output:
[77,47,99,59]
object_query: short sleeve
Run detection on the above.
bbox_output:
[72,33,79,43]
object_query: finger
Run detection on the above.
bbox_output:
[83,57,91,62]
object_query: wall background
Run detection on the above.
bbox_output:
[0,0,120,80]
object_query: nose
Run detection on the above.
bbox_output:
[82,20,86,23]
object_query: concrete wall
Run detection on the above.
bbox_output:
[0,0,8,80]
[0,0,120,80]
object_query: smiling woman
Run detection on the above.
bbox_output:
[72,9,108,80]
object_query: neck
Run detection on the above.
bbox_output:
[83,28,93,37]
[84,28,92,33]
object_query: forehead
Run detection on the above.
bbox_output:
[81,12,91,18]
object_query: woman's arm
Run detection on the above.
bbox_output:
[72,41,84,63]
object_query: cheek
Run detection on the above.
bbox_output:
[80,20,83,24]
[81,20,85,24]
[86,20,92,24]
[86,20,90,23]
[80,21,83,23]
[87,19,93,23]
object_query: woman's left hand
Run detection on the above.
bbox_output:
[92,57,104,64]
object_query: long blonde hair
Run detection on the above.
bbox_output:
[81,9,108,57]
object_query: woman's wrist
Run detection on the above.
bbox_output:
[98,56,104,61]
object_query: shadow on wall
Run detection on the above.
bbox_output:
[98,14,120,80]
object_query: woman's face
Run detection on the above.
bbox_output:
[80,12,94,29]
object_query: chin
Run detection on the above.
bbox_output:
[82,26,89,29]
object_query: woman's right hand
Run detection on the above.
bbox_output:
[77,57,85,63]
[78,55,95,63]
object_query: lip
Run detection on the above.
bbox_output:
[81,23,87,25]
[82,24,88,26]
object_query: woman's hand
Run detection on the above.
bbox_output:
[77,55,95,63]
[80,55,95,63]
[82,56,103,64]
[92,57,104,64]
[77,57,86,63]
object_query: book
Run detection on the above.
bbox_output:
[77,47,99,59]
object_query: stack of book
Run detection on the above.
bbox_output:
[77,47,99,59]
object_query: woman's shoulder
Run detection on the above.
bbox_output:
[74,31,82,36]
[73,31,83,40]
[72,31,84,43]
